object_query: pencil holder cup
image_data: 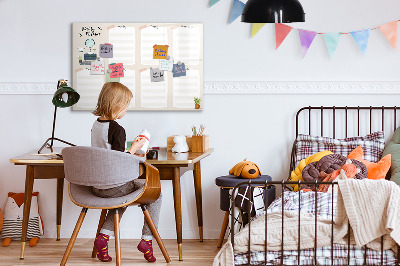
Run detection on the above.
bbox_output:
[191,135,209,153]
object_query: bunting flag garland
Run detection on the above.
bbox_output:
[351,29,370,55]
[209,0,221,8]
[229,0,245,24]
[251,23,266,38]
[378,21,398,50]
[207,4,400,57]
[275,23,293,49]
[323,33,341,58]
[298,29,317,58]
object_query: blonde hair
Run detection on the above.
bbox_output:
[93,82,133,120]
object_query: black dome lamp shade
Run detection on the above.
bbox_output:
[38,79,80,154]
[241,0,305,23]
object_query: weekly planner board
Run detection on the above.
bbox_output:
[72,23,203,111]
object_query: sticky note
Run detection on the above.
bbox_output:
[109,63,124,78]
[150,68,165,82]
[153,45,169,59]
[90,61,105,75]
[172,63,186,77]
[106,72,120,82]
[100,43,113,58]
[159,57,173,71]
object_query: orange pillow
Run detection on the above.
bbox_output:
[347,146,391,180]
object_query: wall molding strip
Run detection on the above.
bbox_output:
[0,81,399,95]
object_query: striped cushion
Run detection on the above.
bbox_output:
[295,131,385,166]
[1,217,40,240]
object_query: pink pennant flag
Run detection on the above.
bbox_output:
[298,29,317,58]
[378,21,398,50]
[275,23,293,49]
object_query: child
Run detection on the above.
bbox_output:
[91,82,162,263]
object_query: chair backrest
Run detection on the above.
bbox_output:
[62,146,145,187]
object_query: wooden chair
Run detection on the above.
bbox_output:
[60,146,171,265]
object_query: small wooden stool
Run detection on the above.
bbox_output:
[215,175,275,248]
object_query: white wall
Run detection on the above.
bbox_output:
[1,0,400,239]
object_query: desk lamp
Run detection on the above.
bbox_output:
[241,0,305,23]
[38,79,80,154]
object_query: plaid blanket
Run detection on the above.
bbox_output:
[234,191,397,265]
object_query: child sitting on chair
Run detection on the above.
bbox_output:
[91,82,162,263]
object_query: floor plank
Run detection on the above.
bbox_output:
[0,239,221,265]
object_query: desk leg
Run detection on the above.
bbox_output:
[193,161,203,242]
[172,167,183,261]
[20,165,35,259]
[56,178,64,241]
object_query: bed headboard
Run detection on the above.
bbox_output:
[290,106,400,179]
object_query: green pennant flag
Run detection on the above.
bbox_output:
[209,0,221,7]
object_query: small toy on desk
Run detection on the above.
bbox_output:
[229,159,261,179]
[1,192,44,247]
[172,135,189,153]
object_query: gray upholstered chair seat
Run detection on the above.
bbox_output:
[69,180,145,208]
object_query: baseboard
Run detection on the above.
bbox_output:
[1,81,400,94]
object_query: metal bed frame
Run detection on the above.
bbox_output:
[230,106,400,266]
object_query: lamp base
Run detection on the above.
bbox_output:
[38,137,76,154]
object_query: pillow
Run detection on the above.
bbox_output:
[295,131,385,166]
[382,126,400,184]
[348,146,391,180]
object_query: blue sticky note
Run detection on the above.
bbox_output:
[172,63,186,77]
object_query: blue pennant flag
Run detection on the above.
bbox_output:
[351,29,371,55]
[323,33,341,58]
[209,0,221,7]
[229,0,245,24]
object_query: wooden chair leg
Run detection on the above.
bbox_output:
[114,210,121,266]
[141,205,171,263]
[91,209,108,258]
[217,211,230,248]
[60,208,88,266]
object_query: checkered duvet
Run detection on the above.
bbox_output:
[234,191,397,265]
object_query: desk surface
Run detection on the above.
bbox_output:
[10,147,214,165]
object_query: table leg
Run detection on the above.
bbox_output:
[172,167,183,261]
[193,161,203,242]
[20,165,35,259]
[56,178,64,241]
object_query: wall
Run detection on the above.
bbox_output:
[1,0,400,239]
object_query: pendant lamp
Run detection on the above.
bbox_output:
[241,0,305,23]
[38,79,80,154]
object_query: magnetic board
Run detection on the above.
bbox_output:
[72,23,203,111]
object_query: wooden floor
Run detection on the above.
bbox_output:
[0,239,221,265]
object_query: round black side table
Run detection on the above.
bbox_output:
[215,175,275,248]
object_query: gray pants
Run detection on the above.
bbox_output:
[92,180,162,240]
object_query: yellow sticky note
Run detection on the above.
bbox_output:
[153,45,169,59]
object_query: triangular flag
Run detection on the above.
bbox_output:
[275,23,293,49]
[351,29,370,55]
[209,0,220,7]
[298,29,317,58]
[378,21,398,50]
[251,23,266,38]
[229,0,245,24]
[323,33,341,58]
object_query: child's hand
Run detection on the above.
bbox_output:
[129,137,147,155]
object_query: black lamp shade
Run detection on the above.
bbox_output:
[52,84,80,108]
[241,0,305,23]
